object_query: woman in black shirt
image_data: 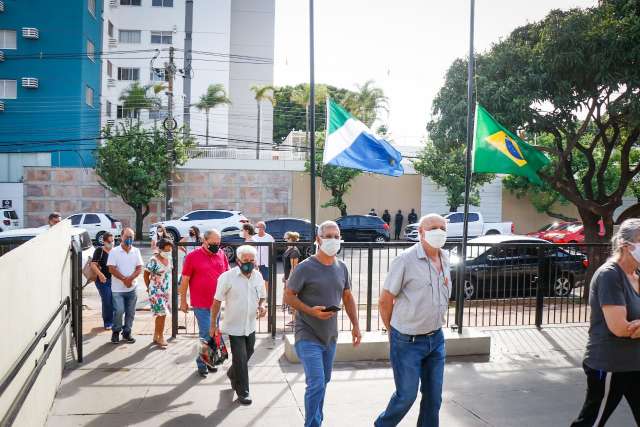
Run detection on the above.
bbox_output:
[91,232,115,330]
[283,231,301,328]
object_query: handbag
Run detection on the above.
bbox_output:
[199,332,229,369]
[82,247,101,284]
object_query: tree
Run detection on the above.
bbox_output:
[195,84,231,146]
[290,84,329,146]
[119,82,162,124]
[413,142,494,212]
[95,123,195,239]
[427,2,640,244]
[343,79,388,127]
[250,84,275,159]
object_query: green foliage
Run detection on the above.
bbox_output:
[427,1,640,240]
[119,82,163,121]
[95,123,196,238]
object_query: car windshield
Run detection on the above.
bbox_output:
[566,224,583,232]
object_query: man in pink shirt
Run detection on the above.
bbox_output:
[179,229,229,377]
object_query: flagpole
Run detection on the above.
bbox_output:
[309,0,317,237]
[457,0,475,335]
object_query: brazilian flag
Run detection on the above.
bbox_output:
[472,104,550,185]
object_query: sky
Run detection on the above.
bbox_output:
[273,0,596,147]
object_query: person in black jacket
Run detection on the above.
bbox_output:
[91,232,114,330]
[408,208,418,225]
[382,210,391,226]
[394,210,404,240]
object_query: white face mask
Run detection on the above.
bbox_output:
[320,238,342,257]
[159,251,172,259]
[630,243,640,264]
[424,229,447,249]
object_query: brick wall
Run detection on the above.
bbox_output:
[23,167,292,230]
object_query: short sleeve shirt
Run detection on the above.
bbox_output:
[252,233,275,266]
[584,261,640,372]
[92,247,111,279]
[287,256,351,346]
[214,267,267,336]
[384,243,451,335]
[106,245,144,293]
[182,247,229,309]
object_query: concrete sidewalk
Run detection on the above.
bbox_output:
[46,326,635,426]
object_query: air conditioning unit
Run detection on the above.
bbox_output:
[0,51,4,62]
[109,0,118,6]
[108,37,117,48]
[106,119,115,126]
[0,101,4,112]
[0,1,5,12]
[21,77,39,88]
[22,28,39,39]
[107,78,116,87]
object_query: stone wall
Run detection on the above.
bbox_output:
[23,167,292,230]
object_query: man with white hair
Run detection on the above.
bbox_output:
[210,245,267,405]
[252,221,275,292]
[285,220,361,427]
[376,213,451,427]
[180,228,229,377]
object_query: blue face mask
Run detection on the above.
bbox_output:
[240,262,254,274]
[124,238,133,246]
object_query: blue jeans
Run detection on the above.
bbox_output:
[375,327,446,427]
[259,265,270,282]
[95,277,113,328]
[194,308,220,372]
[112,291,137,335]
[295,340,338,427]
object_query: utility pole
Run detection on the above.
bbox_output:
[164,46,177,221]
[256,102,261,159]
[183,0,194,138]
[309,0,317,236]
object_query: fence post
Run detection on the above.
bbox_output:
[535,244,545,329]
[453,242,465,334]
[171,245,179,338]
[270,243,277,339]
[70,240,84,363]
[366,245,373,332]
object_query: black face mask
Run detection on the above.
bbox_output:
[240,262,254,274]
[208,244,219,254]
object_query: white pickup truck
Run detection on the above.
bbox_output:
[404,212,514,242]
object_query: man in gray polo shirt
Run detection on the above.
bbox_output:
[376,213,451,427]
[285,220,361,427]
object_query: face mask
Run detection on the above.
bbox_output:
[424,229,447,249]
[630,243,640,264]
[124,238,133,247]
[320,238,341,257]
[103,242,113,250]
[208,244,219,254]
[160,251,172,259]
[240,262,254,274]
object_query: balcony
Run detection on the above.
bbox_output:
[107,78,116,87]
[21,77,39,89]
[0,1,5,12]
[187,146,308,161]
[0,51,4,62]
[109,0,118,6]
[22,27,39,39]
[0,101,4,112]
[108,37,117,48]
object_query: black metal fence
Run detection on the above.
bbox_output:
[170,240,611,337]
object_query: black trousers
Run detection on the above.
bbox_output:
[394,225,402,240]
[571,363,640,426]
[228,333,256,398]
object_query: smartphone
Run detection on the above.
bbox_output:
[322,305,341,312]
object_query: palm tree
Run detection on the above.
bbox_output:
[119,82,160,125]
[344,80,388,127]
[195,84,231,146]
[290,84,328,149]
[250,84,275,159]
[149,83,167,127]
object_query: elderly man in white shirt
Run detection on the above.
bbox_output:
[210,245,267,405]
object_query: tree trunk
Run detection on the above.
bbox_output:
[133,204,150,241]
[205,109,210,146]
[545,210,578,222]
[449,205,458,213]
[256,102,261,159]
[339,203,347,217]
[580,208,612,302]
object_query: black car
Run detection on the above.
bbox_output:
[335,215,391,243]
[450,235,588,300]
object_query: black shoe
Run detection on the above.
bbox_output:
[111,331,120,344]
[122,333,136,343]
[207,365,218,373]
[197,369,208,378]
[237,395,252,405]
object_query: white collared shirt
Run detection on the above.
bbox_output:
[214,266,267,336]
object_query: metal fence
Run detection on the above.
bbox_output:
[170,240,611,337]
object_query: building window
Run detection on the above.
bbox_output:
[120,0,141,5]
[88,0,96,16]
[117,67,140,81]
[150,68,166,82]
[108,21,114,38]
[106,101,112,117]
[107,60,113,78]
[0,30,17,49]
[85,86,94,107]
[150,31,172,45]
[118,30,141,44]
[152,0,174,6]
[0,80,17,99]
[117,105,139,119]
[86,39,95,62]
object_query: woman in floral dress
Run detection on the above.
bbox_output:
[144,239,173,348]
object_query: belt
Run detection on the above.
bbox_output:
[395,328,441,342]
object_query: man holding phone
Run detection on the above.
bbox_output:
[285,220,361,427]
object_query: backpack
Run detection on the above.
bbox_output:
[82,247,101,284]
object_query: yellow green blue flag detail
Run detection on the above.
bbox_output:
[472,103,550,185]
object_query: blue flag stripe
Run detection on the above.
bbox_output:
[325,131,404,177]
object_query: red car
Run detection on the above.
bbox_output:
[545,221,605,244]
[528,222,576,240]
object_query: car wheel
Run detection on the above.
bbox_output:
[96,232,105,246]
[553,275,573,297]
[223,246,236,263]
[374,235,387,243]
[167,229,180,242]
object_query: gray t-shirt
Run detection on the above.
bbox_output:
[286,256,351,346]
[584,261,640,372]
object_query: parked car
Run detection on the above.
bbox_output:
[0,209,21,232]
[527,222,575,239]
[66,212,122,245]
[0,227,95,284]
[544,221,605,244]
[449,235,588,300]
[335,215,390,243]
[405,212,514,242]
[150,210,248,242]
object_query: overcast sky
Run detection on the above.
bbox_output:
[273,0,596,146]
